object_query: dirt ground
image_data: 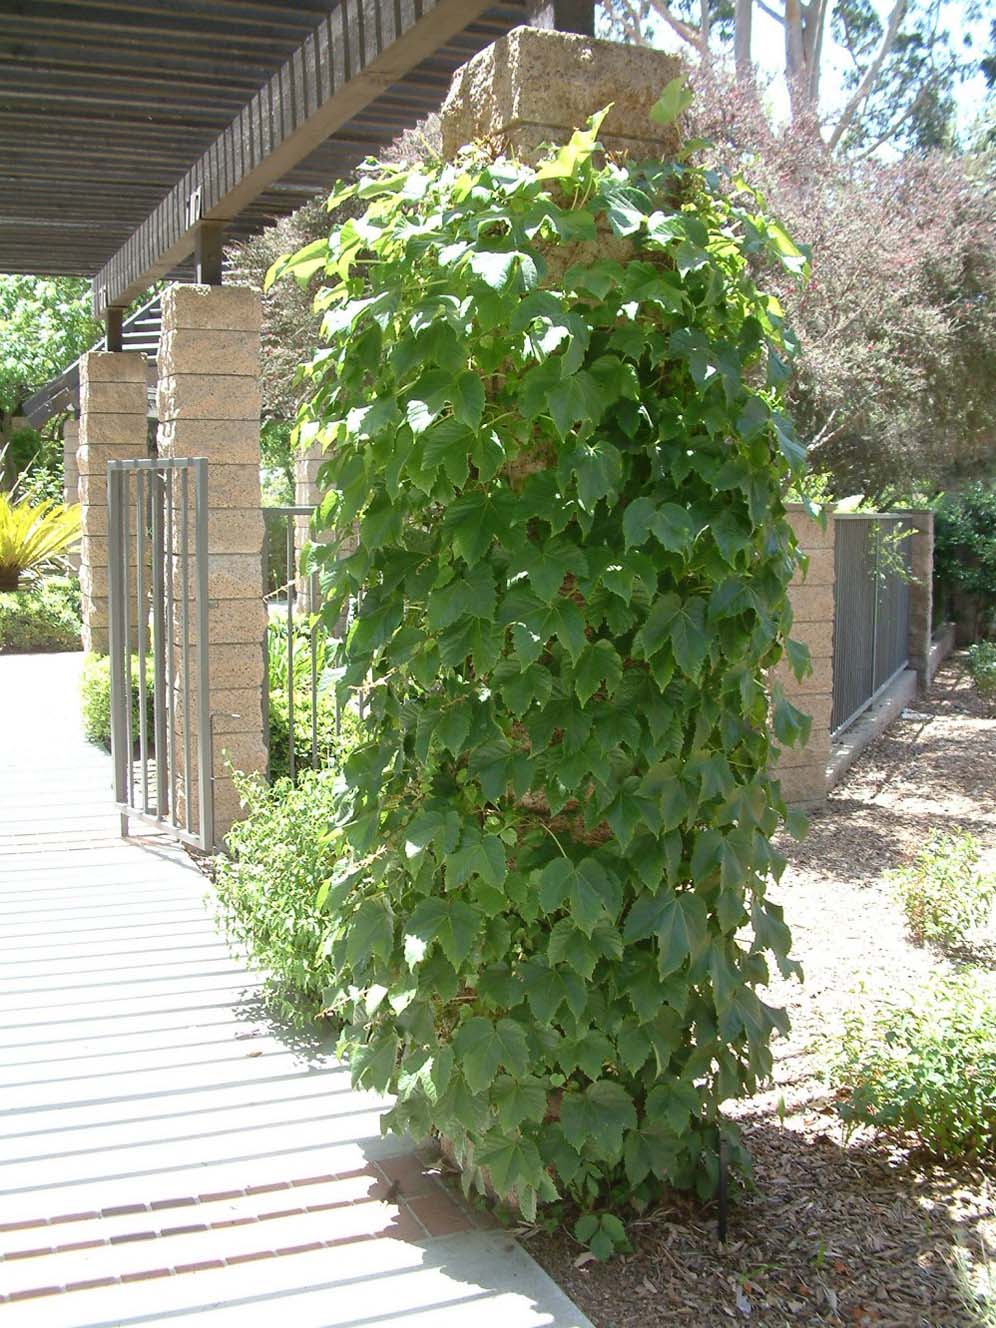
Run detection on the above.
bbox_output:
[529,657,996,1328]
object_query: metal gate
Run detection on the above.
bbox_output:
[106,457,214,850]
[831,514,912,734]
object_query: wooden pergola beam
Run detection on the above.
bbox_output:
[91,0,525,313]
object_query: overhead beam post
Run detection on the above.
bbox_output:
[104,307,124,354]
[526,0,596,34]
[194,221,226,286]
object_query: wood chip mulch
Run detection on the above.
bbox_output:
[527,657,996,1328]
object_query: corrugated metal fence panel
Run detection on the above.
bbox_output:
[832,519,877,733]
[874,522,912,692]
[831,516,911,734]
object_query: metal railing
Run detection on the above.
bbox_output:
[831,513,912,735]
[263,505,339,783]
[107,457,214,850]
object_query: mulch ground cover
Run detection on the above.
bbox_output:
[527,657,996,1327]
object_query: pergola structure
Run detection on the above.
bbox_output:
[4,0,594,385]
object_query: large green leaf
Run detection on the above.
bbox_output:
[453,1016,530,1093]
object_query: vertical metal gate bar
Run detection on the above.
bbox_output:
[180,467,193,837]
[107,466,129,839]
[310,568,319,769]
[107,457,215,852]
[285,517,296,784]
[150,470,169,820]
[120,469,134,809]
[871,520,880,696]
[193,459,214,852]
[135,468,150,815]
[164,470,178,830]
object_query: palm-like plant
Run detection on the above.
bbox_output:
[0,492,82,591]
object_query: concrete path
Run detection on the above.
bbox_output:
[0,652,590,1328]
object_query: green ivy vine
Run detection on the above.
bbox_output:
[270,91,813,1236]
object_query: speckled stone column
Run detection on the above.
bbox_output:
[774,506,836,806]
[156,283,267,842]
[904,510,934,692]
[77,352,148,654]
[62,418,80,506]
[62,417,81,572]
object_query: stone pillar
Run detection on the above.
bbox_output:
[77,352,149,654]
[62,417,80,506]
[293,443,325,614]
[774,506,836,806]
[440,26,683,160]
[61,418,81,573]
[904,510,934,691]
[157,283,268,843]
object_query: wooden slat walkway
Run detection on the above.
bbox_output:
[0,651,589,1328]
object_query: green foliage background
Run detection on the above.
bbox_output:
[275,101,813,1224]
[0,577,81,653]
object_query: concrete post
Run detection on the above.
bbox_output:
[157,283,268,842]
[77,352,148,654]
[774,506,836,806]
[904,510,934,691]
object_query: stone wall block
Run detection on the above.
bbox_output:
[158,329,261,378]
[799,547,834,586]
[157,374,261,424]
[440,26,684,161]
[79,414,150,449]
[772,653,833,697]
[788,584,835,624]
[787,507,834,549]
[157,419,262,464]
[80,351,148,385]
[203,464,264,510]
[162,284,263,333]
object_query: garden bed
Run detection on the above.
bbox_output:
[527,656,996,1327]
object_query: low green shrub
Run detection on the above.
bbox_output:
[0,576,82,652]
[967,641,996,707]
[213,769,346,1019]
[835,975,996,1161]
[266,617,360,780]
[80,653,155,749]
[890,830,996,949]
[934,483,996,639]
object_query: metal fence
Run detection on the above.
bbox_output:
[831,514,912,735]
[262,505,340,782]
[107,457,213,850]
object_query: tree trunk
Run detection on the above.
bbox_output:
[735,0,753,77]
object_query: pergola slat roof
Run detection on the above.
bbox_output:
[0,0,545,292]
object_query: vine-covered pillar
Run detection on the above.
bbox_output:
[77,351,148,654]
[440,25,683,160]
[904,510,934,691]
[775,505,836,805]
[156,283,268,841]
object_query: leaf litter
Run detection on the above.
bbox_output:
[529,658,996,1327]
